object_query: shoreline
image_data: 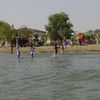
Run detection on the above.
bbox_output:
[0,45,100,53]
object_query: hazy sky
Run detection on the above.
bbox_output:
[0,0,100,32]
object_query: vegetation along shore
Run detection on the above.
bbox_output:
[0,12,100,54]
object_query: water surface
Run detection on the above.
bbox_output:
[0,52,100,100]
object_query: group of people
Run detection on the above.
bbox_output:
[54,40,66,56]
[10,33,85,57]
[10,34,35,58]
[53,33,85,56]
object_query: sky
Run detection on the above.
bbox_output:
[0,0,100,32]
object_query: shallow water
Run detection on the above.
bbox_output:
[0,52,100,100]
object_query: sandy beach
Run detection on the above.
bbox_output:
[0,45,100,53]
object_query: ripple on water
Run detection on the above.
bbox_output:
[0,52,100,100]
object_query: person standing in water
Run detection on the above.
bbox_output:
[28,35,35,57]
[10,36,14,54]
[54,42,58,56]
[16,34,20,58]
[11,43,13,54]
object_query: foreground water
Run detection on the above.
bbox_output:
[0,52,100,100]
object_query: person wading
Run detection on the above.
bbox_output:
[54,42,58,56]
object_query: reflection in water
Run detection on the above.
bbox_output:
[0,52,100,99]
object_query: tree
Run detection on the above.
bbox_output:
[94,29,100,35]
[0,21,13,42]
[87,30,94,34]
[17,27,33,39]
[45,12,73,41]
[94,29,100,44]
[84,30,94,40]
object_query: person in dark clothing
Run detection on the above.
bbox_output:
[10,40,14,54]
[54,42,58,56]
[11,42,14,54]
[10,36,15,54]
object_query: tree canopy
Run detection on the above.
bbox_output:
[0,21,34,42]
[45,12,73,41]
[0,21,13,41]
[17,27,33,39]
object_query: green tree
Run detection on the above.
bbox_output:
[45,12,73,41]
[17,27,33,39]
[0,21,13,42]
[84,30,95,41]
[94,29,100,35]
[87,30,94,34]
[94,29,100,44]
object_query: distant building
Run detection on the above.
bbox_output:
[29,28,47,46]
